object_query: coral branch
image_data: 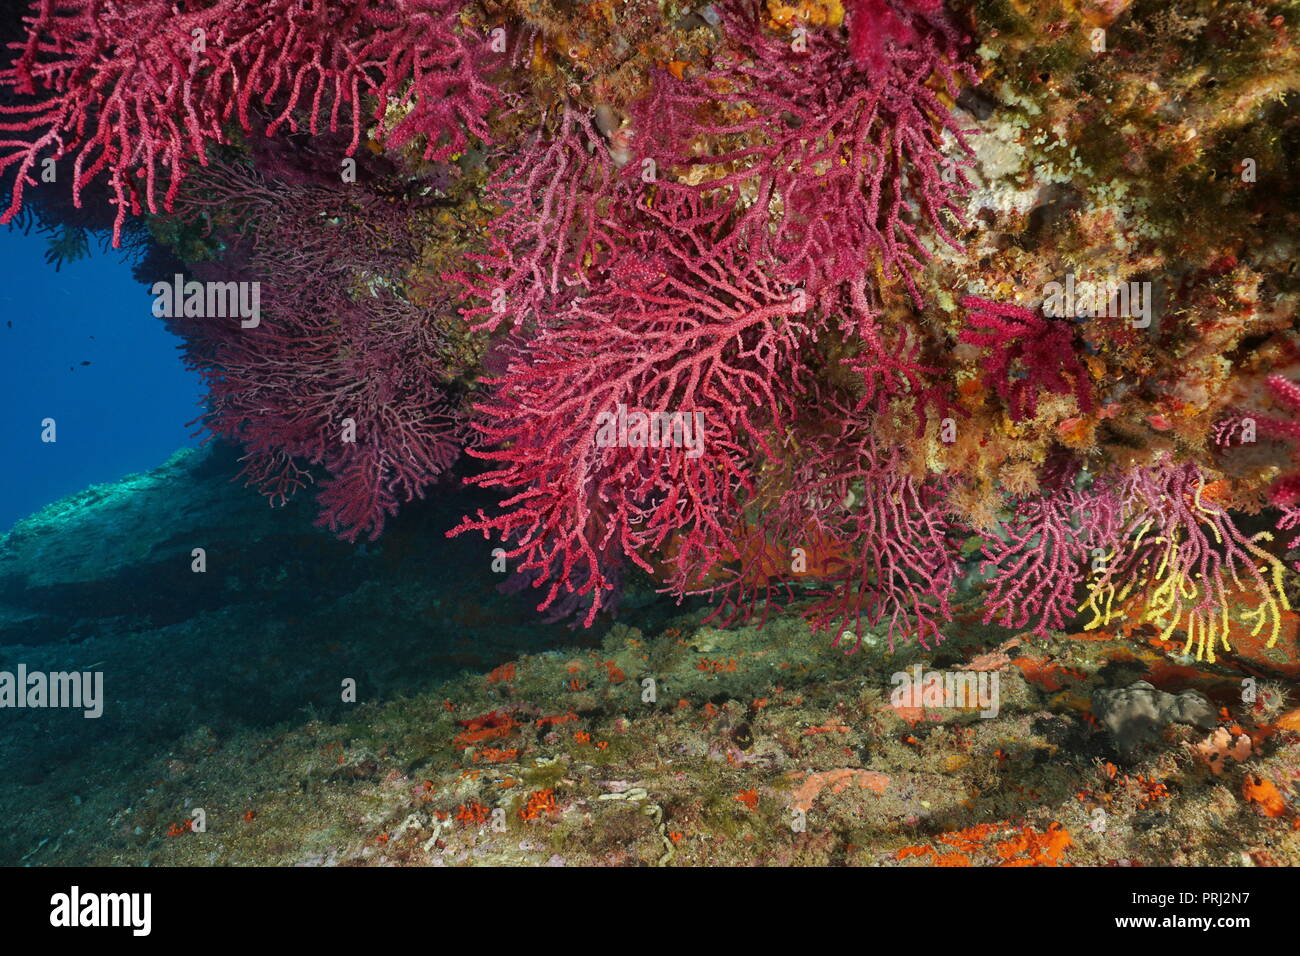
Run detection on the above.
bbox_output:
[959,296,1095,422]
[0,0,498,244]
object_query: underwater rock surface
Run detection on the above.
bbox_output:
[1092,681,1218,758]
[3,448,1300,866]
[0,445,614,863]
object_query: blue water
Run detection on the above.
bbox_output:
[0,228,203,532]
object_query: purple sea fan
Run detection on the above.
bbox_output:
[836,273,954,430]
[1213,374,1300,559]
[978,461,1120,638]
[448,200,814,627]
[169,158,468,542]
[959,295,1095,422]
[0,0,499,244]
[1278,506,1300,571]
[847,0,957,80]
[497,551,625,629]
[629,0,977,304]
[1254,374,1300,506]
[450,101,623,333]
[769,411,959,651]
[1080,463,1291,663]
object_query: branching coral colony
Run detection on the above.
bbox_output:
[2,0,1298,659]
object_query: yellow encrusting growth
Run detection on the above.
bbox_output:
[764,0,845,30]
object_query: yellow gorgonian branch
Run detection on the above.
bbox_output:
[1079,465,1290,663]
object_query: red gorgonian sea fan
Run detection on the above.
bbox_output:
[1213,373,1300,558]
[449,100,623,334]
[446,0,983,641]
[170,158,468,541]
[1078,462,1290,662]
[630,0,976,306]
[0,0,498,244]
[736,410,959,651]
[450,195,813,626]
[846,0,955,78]
[977,459,1119,639]
[1254,374,1300,506]
[959,295,1095,422]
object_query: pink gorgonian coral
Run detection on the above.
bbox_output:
[170,158,468,541]
[1278,506,1300,571]
[1255,374,1300,505]
[657,387,958,649]
[449,197,812,626]
[1078,462,1290,662]
[836,273,953,428]
[444,0,981,642]
[847,0,957,76]
[450,101,623,334]
[0,0,498,244]
[959,295,1095,422]
[1212,374,1300,557]
[978,460,1119,638]
[629,0,976,305]
[773,415,958,651]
